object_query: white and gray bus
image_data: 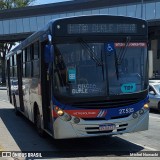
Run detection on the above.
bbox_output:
[6,15,149,139]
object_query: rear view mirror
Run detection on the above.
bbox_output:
[48,35,52,43]
[149,91,155,95]
[44,44,54,63]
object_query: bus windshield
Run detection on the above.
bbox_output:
[53,42,147,98]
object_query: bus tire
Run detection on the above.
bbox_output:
[35,108,45,137]
[13,95,20,116]
[158,102,160,113]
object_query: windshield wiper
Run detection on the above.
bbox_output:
[114,50,119,80]
[105,42,119,80]
[114,37,130,79]
[117,36,131,65]
[78,38,103,66]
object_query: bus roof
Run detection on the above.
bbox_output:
[6,15,147,59]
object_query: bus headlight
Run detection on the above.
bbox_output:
[143,103,149,109]
[54,106,80,123]
[55,106,64,116]
[55,106,71,121]
[57,110,64,116]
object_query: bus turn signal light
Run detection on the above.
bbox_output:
[55,106,71,121]
[57,110,64,116]
[143,104,149,109]
[55,106,64,116]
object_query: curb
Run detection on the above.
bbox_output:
[0,87,7,90]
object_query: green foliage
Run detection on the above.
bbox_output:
[0,0,35,9]
[12,0,35,8]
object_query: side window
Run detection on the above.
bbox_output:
[34,42,39,60]
[9,56,13,77]
[27,46,31,61]
[14,54,17,66]
[13,54,17,78]
[23,49,26,63]
[25,62,32,77]
[23,63,25,77]
[9,55,18,78]
[33,60,40,77]
[22,50,26,77]
[10,67,13,77]
[13,66,17,77]
[32,41,40,78]
[22,42,40,78]
[23,47,32,78]
[10,56,13,66]
[26,46,32,78]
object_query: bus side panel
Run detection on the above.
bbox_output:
[29,77,42,122]
[22,77,32,119]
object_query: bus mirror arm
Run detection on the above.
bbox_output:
[48,35,52,44]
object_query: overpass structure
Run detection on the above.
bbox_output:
[0,0,160,42]
[0,0,160,78]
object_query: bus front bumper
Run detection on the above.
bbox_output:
[53,110,149,139]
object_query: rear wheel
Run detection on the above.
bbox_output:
[13,95,20,116]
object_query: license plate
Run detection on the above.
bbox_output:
[99,124,116,131]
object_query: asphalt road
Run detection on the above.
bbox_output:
[0,90,160,160]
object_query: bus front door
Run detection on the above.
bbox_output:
[41,42,52,132]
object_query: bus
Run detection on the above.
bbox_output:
[6,15,149,139]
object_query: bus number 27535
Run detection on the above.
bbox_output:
[119,108,134,115]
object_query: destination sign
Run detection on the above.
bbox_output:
[67,23,137,34]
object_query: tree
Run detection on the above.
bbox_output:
[0,0,35,84]
[0,0,35,9]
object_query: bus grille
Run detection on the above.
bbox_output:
[82,114,130,121]
[72,98,142,109]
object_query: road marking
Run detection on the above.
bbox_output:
[149,116,160,120]
[133,142,158,151]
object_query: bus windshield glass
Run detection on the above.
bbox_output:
[53,41,147,97]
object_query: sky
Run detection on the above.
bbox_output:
[33,0,71,5]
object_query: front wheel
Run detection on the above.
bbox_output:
[158,102,160,113]
[35,109,45,137]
